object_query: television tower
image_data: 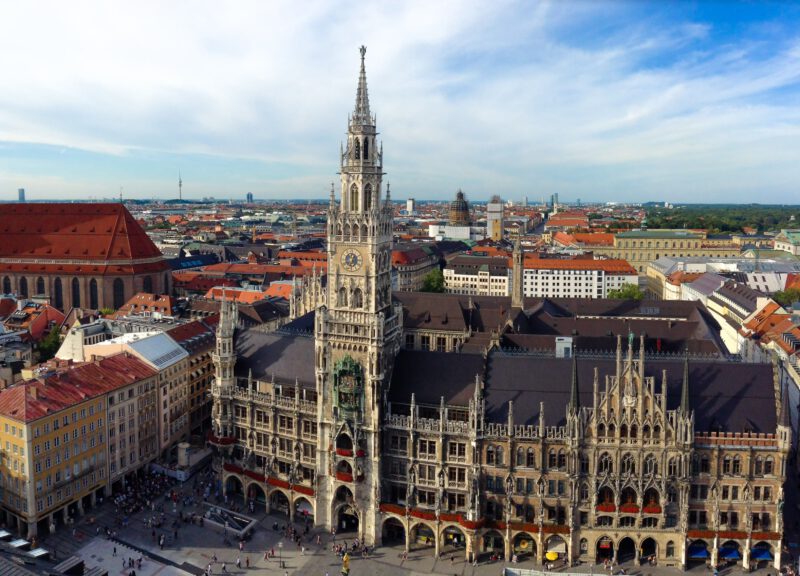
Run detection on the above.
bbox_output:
[178,171,183,200]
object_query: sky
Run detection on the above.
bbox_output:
[1,1,799,203]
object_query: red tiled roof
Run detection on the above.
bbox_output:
[0,203,165,263]
[115,292,177,317]
[573,233,615,246]
[521,258,637,274]
[0,353,157,422]
[205,287,268,303]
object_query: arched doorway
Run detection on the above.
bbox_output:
[381,517,405,545]
[410,523,435,551]
[270,490,290,516]
[719,540,741,565]
[441,525,466,553]
[247,483,266,510]
[687,540,709,565]
[640,537,657,563]
[597,536,614,561]
[618,537,636,563]
[483,530,505,557]
[750,542,773,568]
[546,535,567,561]
[225,475,243,497]
[336,503,359,533]
[513,532,536,560]
[294,497,313,523]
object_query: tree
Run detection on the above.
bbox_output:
[421,269,445,293]
[607,283,645,300]
[37,327,62,362]
[773,287,800,308]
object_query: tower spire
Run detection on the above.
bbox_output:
[353,45,371,125]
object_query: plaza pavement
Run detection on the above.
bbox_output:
[34,486,792,576]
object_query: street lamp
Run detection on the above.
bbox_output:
[278,541,283,569]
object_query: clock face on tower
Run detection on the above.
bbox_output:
[341,248,363,272]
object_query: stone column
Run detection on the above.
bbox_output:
[774,539,782,570]
[77,500,85,517]
[711,535,718,569]
[404,518,410,554]
[90,491,97,507]
[742,538,751,571]
[680,538,687,571]
[26,521,37,540]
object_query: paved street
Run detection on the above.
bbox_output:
[28,470,796,576]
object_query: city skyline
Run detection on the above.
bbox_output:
[1,1,799,203]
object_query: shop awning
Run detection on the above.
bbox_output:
[688,545,709,559]
[750,548,773,561]
[719,547,741,560]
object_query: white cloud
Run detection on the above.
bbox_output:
[0,0,798,201]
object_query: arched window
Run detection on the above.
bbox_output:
[19,277,28,298]
[496,446,504,466]
[764,457,774,475]
[54,278,63,310]
[36,276,45,295]
[629,424,638,439]
[733,456,742,475]
[557,450,566,469]
[338,287,347,307]
[666,541,675,557]
[143,275,153,293]
[516,447,524,467]
[89,279,98,309]
[351,288,363,309]
[2,276,10,294]
[644,454,657,475]
[598,452,613,474]
[608,424,616,438]
[71,278,80,308]
[622,453,636,475]
[755,456,763,476]
[364,183,373,211]
[486,446,495,465]
[580,483,590,501]
[353,138,360,160]
[642,425,651,440]
[113,278,125,309]
[548,449,556,468]
[723,456,732,474]
[620,424,628,438]
[363,138,369,160]
[668,457,678,477]
[597,423,605,438]
[526,448,535,467]
[653,425,661,439]
[349,183,359,211]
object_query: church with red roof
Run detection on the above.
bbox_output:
[0,203,170,311]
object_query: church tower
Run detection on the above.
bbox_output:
[314,46,402,546]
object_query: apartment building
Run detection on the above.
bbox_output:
[0,354,156,539]
[444,256,509,296]
[520,259,637,299]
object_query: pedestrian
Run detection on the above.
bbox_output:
[113,547,117,557]
[236,557,241,569]
[245,557,249,569]
[221,563,226,573]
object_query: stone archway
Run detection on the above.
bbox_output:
[546,535,567,561]
[513,532,537,561]
[246,482,266,514]
[336,502,359,534]
[381,517,405,545]
[409,523,436,552]
[483,530,505,558]
[225,475,244,497]
[687,540,710,565]
[597,536,614,561]
[640,537,657,563]
[270,490,290,517]
[618,537,636,563]
[719,540,742,565]
[294,496,314,523]
[441,525,467,554]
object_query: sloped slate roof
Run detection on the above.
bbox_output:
[234,329,315,387]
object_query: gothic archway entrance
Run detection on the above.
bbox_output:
[225,475,243,497]
[618,537,636,563]
[640,538,657,563]
[513,532,536,560]
[294,497,314,523]
[409,523,435,552]
[441,525,466,553]
[381,517,405,545]
[336,503,359,533]
[596,536,614,561]
[270,490,290,516]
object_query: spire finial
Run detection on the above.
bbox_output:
[353,45,371,124]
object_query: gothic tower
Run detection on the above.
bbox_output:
[314,46,402,546]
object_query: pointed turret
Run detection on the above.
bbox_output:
[569,346,580,413]
[352,45,372,126]
[511,237,524,310]
[681,349,690,414]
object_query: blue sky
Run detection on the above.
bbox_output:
[1,0,799,203]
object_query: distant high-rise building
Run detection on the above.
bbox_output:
[246,192,254,203]
[17,188,25,203]
[550,194,555,209]
[554,193,559,208]
[448,189,470,226]
[486,194,504,241]
[522,196,528,207]
[406,198,415,215]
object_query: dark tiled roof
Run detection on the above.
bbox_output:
[388,350,777,434]
[711,281,762,314]
[234,329,315,387]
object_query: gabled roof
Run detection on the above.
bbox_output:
[234,329,315,387]
[0,203,164,262]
